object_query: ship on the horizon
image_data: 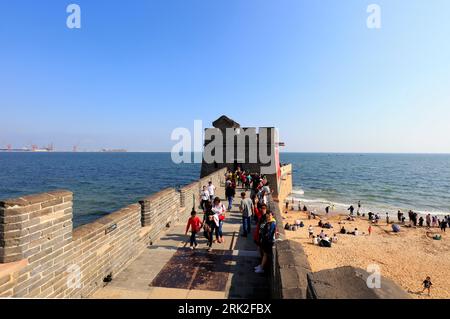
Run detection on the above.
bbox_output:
[0,144,54,152]
[101,148,127,153]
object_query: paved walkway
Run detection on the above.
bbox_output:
[92,189,270,299]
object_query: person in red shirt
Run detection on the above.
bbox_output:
[185,209,202,249]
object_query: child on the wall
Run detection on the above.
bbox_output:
[185,209,202,250]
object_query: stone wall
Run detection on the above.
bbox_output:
[0,168,227,298]
[269,193,312,299]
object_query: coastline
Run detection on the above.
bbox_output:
[287,188,450,218]
[282,207,450,299]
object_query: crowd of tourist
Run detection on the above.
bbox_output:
[185,167,278,274]
[282,198,447,296]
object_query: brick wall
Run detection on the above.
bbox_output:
[0,168,227,298]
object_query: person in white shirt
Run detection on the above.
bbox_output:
[212,197,226,243]
[313,236,319,245]
[199,186,210,212]
[332,234,338,243]
[207,181,216,202]
[308,225,314,238]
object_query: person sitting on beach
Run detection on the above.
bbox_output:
[332,234,338,243]
[318,220,323,227]
[313,236,320,245]
[422,276,432,296]
[319,230,325,239]
[319,235,332,248]
[340,226,346,234]
[323,222,333,229]
[308,225,314,238]
[374,214,380,224]
[392,224,400,233]
[347,228,359,236]
[303,205,308,212]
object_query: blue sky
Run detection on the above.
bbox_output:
[1,0,449,152]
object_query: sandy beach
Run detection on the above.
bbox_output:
[281,205,450,299]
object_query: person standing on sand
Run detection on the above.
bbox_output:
[325,206,330,215]
[386,213,390,224]
[368,225,372,235]
[426,214,431,228]
[348,205,355,216]
[308,225,314,238]
[397,210,402,222]
[357,201,361,214]
[418,216,424,227]
[440,219,447,232]
[422,276,432,296]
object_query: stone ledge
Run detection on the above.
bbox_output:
[140,188,177,203]
[0,190,73,208]
[0,259,28,279]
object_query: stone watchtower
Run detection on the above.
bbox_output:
[200,115,283,197]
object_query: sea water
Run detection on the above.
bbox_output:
[282,153,450,217]
[1,152,449,227]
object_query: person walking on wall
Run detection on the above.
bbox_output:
[240,192,254,237]
[225,182,236,211]
[207,181,216,202]
[212,197,226,244]
[199,186,210,212]
[185,209,202,249]
[203,202,216,252]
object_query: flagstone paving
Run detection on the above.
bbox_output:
[92,190,270,299]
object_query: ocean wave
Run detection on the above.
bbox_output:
[286,189,449,217]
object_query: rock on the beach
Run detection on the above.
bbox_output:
[307,266,410,299]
